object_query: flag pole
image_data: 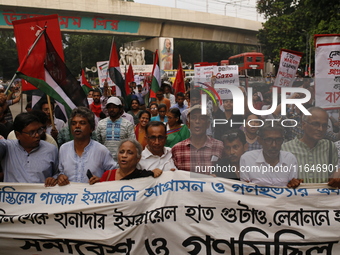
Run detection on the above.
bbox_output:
[107,37,115,80]
[46,95,55,129]
[5,25,47,95]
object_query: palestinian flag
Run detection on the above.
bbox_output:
[15,29,88,117]
[81,69,92,95]
[150,50,161,99]
[13,14,64,91]
[108,39,126,97]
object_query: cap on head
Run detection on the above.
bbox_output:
[106,97,122,107]
[187,104,211,118]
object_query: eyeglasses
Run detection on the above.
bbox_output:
[150,107,158,110]
[147,135,167,141]
[304,121,328,129]
[262,137,284,145]
[21,127,45,137]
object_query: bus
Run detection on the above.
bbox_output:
[222,52,265,79]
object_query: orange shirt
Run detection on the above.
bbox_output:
[156,98,171,111]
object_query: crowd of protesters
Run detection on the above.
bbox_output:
[1,74,340,189]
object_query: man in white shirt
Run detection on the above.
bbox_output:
[137,121,177,171]
[240,122,302,188]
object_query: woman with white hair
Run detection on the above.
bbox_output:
[100,138,162,181]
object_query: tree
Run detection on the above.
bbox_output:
[0,31,18,80]
[257,0,340,70]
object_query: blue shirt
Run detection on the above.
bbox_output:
[150,115,168,123]
[59,139,117,183]
[0,139,59,183]
[170,103,188,114]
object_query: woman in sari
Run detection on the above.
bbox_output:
[100,139,162,181]
[165,108,190,148]
[134,110,151,149]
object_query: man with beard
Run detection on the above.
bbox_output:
[240,122,301,188]
[0,112,58,184]
[214,129,248,180]
[89,89,106,126]
[96,97,135,158]
[244,113,262,151]
[57,107,117,185]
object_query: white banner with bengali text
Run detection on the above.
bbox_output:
[274,49,303,87]
[315,35,340,108]
[1,171,340,254]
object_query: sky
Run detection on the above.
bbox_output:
[134,0,265,22]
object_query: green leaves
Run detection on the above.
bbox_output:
[257,0,340,69]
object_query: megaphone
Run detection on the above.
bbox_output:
[85,67,98,73]
[182,62,187,69]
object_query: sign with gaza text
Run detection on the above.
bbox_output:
[274,49,303,88]
[214,65,239,100]
[1,171,340,254]
[315,34,340,108]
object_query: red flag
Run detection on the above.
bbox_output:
[16,31,88,116]
[13,14,64,91]
[173,55,185,94]
[125,64,134,95]
[108,39,126,97]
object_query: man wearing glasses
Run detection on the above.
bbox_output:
[137,121,176,171]
[0,112,58,185]
[282,107,340,187]
[240,122,301,188]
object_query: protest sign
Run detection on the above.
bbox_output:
[315,35,340,108]
[214,65,239,99]
[1,171,340,254]
[274,49,303,88]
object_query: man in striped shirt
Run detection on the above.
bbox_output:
[282,107,340,187]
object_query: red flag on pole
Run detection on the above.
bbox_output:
[125,64,134,95]
[173,55,186,94]
[13,14,64,91]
